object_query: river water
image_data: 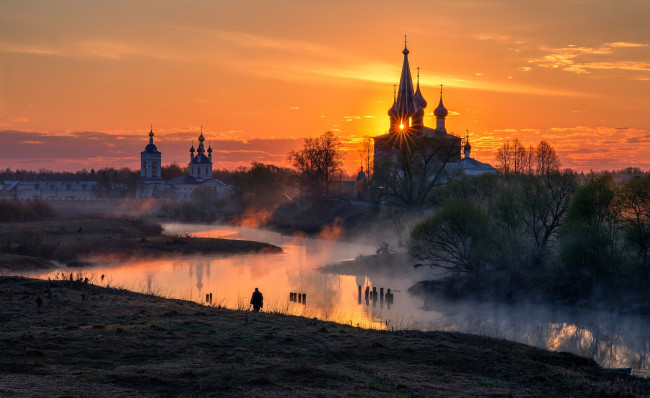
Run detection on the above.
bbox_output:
[30,223,650,375]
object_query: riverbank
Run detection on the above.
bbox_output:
[0,217,281,273]
[1,276,647,397]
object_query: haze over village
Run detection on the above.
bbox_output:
[2,1,650,396]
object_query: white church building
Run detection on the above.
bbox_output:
[136,128,230,200]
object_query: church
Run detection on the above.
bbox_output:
[372,40,496,180]
[136,128,230,200]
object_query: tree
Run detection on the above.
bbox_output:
[559,173,619,276]
[615,174,650,283]
[288,131,343,201]
[373,133,458,207]
[495,141,512,175]
[524,145,537,175]
[161,162,187,180]
[511,138,527,174]
[519,171,578,266]
[231,162,296,211]
[358,135,374,180]
[409,200,495,273]
[536,140,560,176]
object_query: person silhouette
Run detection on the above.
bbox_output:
[250,288,263,312]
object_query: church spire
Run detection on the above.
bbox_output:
[388,35,418,130]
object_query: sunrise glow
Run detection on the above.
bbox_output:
[1,1,649,173]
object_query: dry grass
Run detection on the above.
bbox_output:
[1,276,648,397]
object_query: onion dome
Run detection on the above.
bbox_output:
[414,85,427,110]
[190,144,195,154]
[143,127,158,153]
[414,67,427,110]
[207,144,213,154]
[434,96,448,118]
[464,140,472,152]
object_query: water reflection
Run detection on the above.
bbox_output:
[28,223,650,375]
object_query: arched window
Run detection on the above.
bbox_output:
[152,162,158,177]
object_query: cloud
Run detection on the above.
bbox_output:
[289,106,300,110]
[530,41,650,75]
[343,115,362,122]
[0,41,61,56]
[5,116,30,123]
[606,42,649,48]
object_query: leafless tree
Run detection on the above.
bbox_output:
[495,141,512,175]
[358,135,374,180]
[288,131,343,201]
[374,133,458,206]
[536,140,560,176]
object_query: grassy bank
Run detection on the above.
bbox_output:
[0,217,281,273]
[1,276,648,397]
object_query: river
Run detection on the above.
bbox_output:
[29,223,650,376]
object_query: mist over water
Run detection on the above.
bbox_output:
[30,223,650,375]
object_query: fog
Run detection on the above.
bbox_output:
[30,222,650,376]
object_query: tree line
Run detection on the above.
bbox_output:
[408,164,650,304]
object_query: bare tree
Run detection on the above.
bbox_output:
[512,139,527,174]
[536,140,560,176]
[616,174,650,283]
[374,133,458,206]
[358,135,374,180]
[525,145,537,175]
[495,141,512,175]
[520,171,578,266]
[288,131,343,201]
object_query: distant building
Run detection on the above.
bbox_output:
[372,40,495,182]
[136,127,166,198]
[166,130,230,200]
[451,134,497,176]
[135,127,230,200]
[0,180,102,200]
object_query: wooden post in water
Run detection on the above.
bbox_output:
[380,287,384,301]
[209,293,213,305]
[302,293,306,305]
[364,286,369,300]
[298,293,302,303]
[358,285,362,304]
[205,294,210,303]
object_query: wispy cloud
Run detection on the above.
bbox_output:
[6,116,30,123]
[606,42,648,48]
[530,41,650,75]
[0,41,61,56]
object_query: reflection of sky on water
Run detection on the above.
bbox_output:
[30,224,650,375]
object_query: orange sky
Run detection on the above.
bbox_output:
[1,0,649,173]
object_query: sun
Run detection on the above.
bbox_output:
[399,123,404,130]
